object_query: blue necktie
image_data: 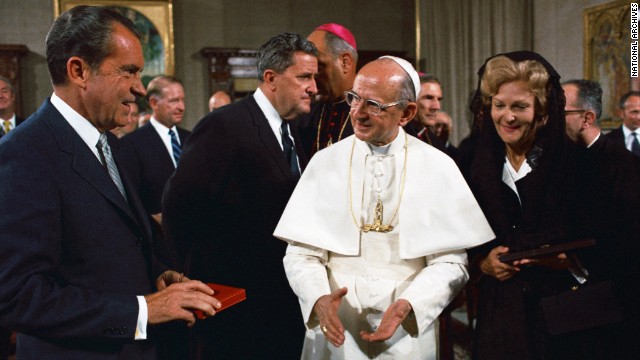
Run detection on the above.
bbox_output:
[632,133,640,157]
[280,122,300,178]
[169,129,181,165]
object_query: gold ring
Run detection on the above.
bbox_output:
[321,325,328,334]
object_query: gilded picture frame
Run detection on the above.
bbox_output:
[584,0,634,129]
[53,0,174,82]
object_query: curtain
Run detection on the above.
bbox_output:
[418,0,533,145]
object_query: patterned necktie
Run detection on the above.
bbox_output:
[280,121,300,178]
[632,133,640,157]
[96,132,127,199]
[168,129,181,165]
[3,120,11,134]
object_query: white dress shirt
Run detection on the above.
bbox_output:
[149,117,180,168]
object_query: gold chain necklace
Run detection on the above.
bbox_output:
[316,103,350,152]
[348,132,408,233]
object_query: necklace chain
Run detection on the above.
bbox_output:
[316,103,350,152]
[348,132,408,233]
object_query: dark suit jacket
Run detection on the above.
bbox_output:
[605,126,626,148]
[0,99,161,359]
[163,94,306,359]
[119,123,191,267]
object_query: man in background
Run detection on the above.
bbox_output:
[297,23,358,158]
[563,79,640,358]
[120,75,190,267]
[0,75,24,138]
[208,90,231,111]
[111,101,139,138]
[414,74,447,153]
[607,90,640,156]
[0,6,218,359]
[163,32,317,359]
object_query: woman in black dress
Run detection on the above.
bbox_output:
[463,51,579,360]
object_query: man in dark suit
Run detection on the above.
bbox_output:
[606,90,640,156]
[120,75,191,268]
[0,6,219,359]
[162,32,317,359]
[563,79,640,358]
[0,75,24,138]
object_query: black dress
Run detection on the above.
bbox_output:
[463,51,578,360]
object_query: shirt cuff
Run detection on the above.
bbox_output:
[135,295,148,340]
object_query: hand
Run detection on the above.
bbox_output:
[515,252,570,270]
[156,270,190,290]
[313,287,347,347]
[145,280,220,327]
[360,299,412,342]
[479,246,520,281]
[151,212,162,226]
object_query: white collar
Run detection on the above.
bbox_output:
[51,93,102,157]
[254,87,286,149]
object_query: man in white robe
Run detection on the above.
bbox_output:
[274,56,494,359]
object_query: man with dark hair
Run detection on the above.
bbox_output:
[607,90,640,156]
[563,79,640,358]
[163,32,317,359]
[0,75,24,138]
[0,6,219,359]
[275,56,493,359]
[297,23,358,158]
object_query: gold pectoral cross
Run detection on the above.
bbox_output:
[361,198,394,233]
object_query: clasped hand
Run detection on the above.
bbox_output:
[145,270,221,327]
[313,287,412,347]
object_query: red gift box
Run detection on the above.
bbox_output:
[195,283,246,319]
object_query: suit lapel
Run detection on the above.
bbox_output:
[245,96,293,178]
[42,100,140,228]
[142,123,176,170]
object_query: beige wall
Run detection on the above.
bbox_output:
[533,0,611,82]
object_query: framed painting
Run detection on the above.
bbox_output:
[53,0,174,85]
[584,0,635,129]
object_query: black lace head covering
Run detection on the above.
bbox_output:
[465,51,572,252]
[468,51,566,168]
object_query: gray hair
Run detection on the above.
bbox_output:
[0,76,15,93]
[324,31,358,63]
[563,79,603,123]
[256,32,317,82]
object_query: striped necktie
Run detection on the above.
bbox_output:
[3,120,11,134]
[169,129,181,165]
[96,133,127,199]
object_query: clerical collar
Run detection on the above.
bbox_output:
[357,128,405,156]
[367,142,392,155]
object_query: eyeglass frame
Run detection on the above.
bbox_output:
[563,109,588,116]
[345,90,407,116]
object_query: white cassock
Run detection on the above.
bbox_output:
[274,127,494,360]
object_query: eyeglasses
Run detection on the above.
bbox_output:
[563,109,587,116]
[345,90,406,116]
